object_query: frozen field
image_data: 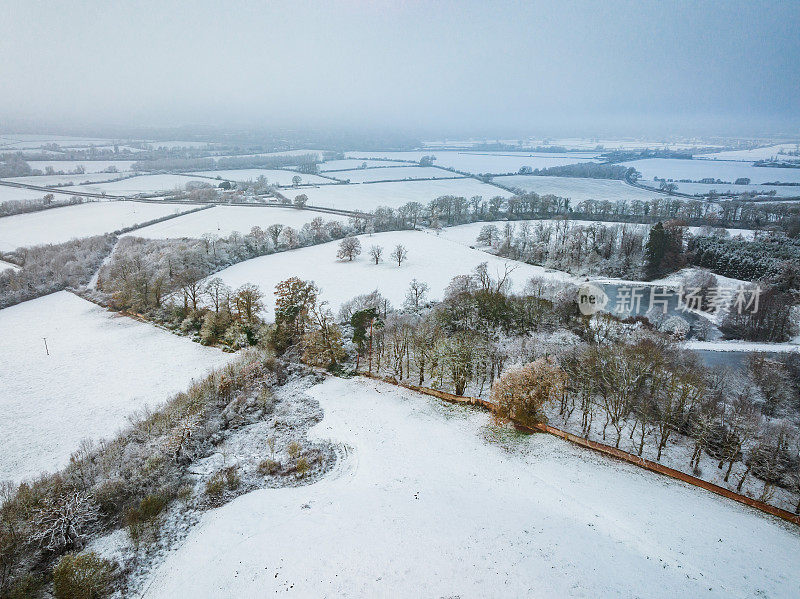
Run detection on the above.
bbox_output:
[0,134,119,149]
[0,258,20,272]
[665,181,800,198]
[0,292,236,483]
[280,179,510,211]
[211,229,575,320]
[0,186,53,203]
[142,376,799,599]
[327,166,466,182]
[5,172,134,186]
[496,175,667,202]
[21,160,138,173]
[184,169,331,186]
[71,174,211,195]
[346,150,599,175]
[0,201,192,251]
[623,158,800,185]
[126,206,347,240]
[696,144,800,162]
[319,159,410,171]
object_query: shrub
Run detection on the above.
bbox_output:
[258,459,281,475]
[287,442,302,459]
[205,467,240,499]
[125,493,168,545]
[52,552,116,599]
[490,359,567,428]
[296,458,309,478]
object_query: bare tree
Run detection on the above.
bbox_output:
[390,244,408,266]
[368,245,383,264]
[337,237,362,261]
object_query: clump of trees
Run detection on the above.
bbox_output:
[1,195,88,218]
[0,235,115,309]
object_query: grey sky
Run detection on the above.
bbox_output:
[1,0,798,137]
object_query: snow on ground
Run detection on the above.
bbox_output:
[142,376,799,599]
[495,175,669,202]
[0,186,52,202]
[326,166,467,183]
[18,160,138,173]
[622,158,800,185]
[696,144,800,162]
[685,340,800,352]
[661,181,800,198]
[125,206,348,240]
[0,201,193,251]
[279,179,511,212]
[0,134,119,149]
[184,169,331,186]
[70,174,211,196]
[0,258,20,272]
[0,292,236,483]
[346,151,599,174]
[319,159,410,171]
[212,229,575,319]
[5,172,133,186]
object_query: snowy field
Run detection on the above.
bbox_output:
[0,134,119,149]
[662,181,800,198]
[0,186,54,202]
[319,159,410,171]
[71,174,211,195]
[278,179,510,211]
[211,229,575,320]
[346,151,599,174]
[696,144,800,162]
[184,169,331,186]
[142,376,799,599]
[5,172,134,186]
[496,175,668,202]
[0,201,192,251]
[125,206,348,240]
[0,292,236,483]
[622,158,800,185]
[326,166,466,182]
[20,160,138,173]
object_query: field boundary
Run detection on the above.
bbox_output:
[359,372,800,527]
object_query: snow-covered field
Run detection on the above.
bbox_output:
[211,229,575,319]
[496,175,668,202]
[696,144,800,162]
[125,206,347,240]
[5,172,133,186]
[623,158,800,185]
[0,186,53,202]
[0,201,192,250]
[20,160,138,173]
[71,174,211,196]
[276,179,511,211]
[184,169,331,186]
[319,159,410,171]
[0,292,236,483]
[142,376,798,598]
[662,181,800,198]
[326,166,466,182]
[346,151,599,175]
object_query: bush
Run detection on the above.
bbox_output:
[258,459,281,475]
[205,466,240,499]
[287,442,302,459]
[52,552,116,599]
[296,458,309,477]
[490,359,567,428]
[125,493,168,545]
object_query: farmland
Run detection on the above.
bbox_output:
[0,291,236,482]
[0,201,193,250]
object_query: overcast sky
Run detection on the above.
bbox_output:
[1,0,798,137]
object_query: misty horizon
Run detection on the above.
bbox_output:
[1,0,799,140]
